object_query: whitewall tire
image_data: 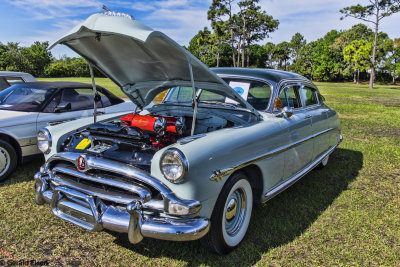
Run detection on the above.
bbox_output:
[201,172,253,254]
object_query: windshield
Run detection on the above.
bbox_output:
[163,86,239,106]
[162,80,272,111]
[0,84,56,112]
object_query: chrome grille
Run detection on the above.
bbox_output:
[50,162,153,205]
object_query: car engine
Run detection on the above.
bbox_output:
[60,111,241,172]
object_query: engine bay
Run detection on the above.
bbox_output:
[61,108,252,171]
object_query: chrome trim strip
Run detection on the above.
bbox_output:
[210,127,340,182]
[52,166,152,201]
[263,134,343,202]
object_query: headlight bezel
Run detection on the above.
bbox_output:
[159,148,188,184]
[37,128,52,154]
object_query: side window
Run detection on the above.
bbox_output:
[97,91,112,108]
[277,85,301,109]
[222,79,271,110]
[0,77,10,91]
[5,77,24,85]
[60,88,96,111]
[165,86,193,103]
[300,86,318,106]
[43,92,61,113]
[246,82,271,110]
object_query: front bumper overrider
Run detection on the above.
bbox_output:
[34,153,209,243]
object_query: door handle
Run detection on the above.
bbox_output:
[305,115,312,119]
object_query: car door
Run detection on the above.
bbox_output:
[36,88,105,132]
[279,84,313,179]
[299,85,330,160]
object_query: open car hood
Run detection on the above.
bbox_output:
[50,13,260,116]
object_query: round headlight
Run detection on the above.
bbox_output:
[37,128,52,154]
[160,148,188,183]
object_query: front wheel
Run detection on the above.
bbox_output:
[0,140,17,182]
[201,172,253,254]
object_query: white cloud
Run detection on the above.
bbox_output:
[138,1,211,45]
[7,0,101,19]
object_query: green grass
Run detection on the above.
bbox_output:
[1,81,400,266]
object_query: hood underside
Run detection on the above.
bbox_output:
[50,13,259,115]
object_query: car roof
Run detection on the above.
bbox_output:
[0,71,37,82]
[211,67,309,84]
[20,81,106,89]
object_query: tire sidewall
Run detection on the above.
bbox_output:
[221,178,253,247]
[204,172,253,254]
[0,140,17,181]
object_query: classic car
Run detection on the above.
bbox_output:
[0,71,37,91]
[33,12,342,254]
[0,81,134,181]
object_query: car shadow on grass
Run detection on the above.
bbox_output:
[111,148,363,266]
[0,155,44,187]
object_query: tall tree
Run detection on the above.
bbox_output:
[382,38,400,84]
[343,40,373,83]
[208,0,237,67]
[289,33,306,63]
[340,0,400,88]
[264,42,276,68]
[238,0,279,67]
[273,41,291,71]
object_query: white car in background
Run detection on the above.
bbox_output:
[0,81,135,181]
[0,71,37,91]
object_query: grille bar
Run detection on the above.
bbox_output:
[53,165,151,201]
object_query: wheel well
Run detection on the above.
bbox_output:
[236,165,263,206]
[0,133,22,164]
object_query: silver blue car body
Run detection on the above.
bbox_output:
[34,12,341,254]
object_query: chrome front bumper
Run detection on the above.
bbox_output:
[34,154,209,243]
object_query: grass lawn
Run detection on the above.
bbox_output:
[1,81,399,266]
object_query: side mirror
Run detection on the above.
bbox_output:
[55,102,71,113]
[282,106,293,118]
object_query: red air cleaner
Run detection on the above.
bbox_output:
[120,114,185,135]
[120,114,167,135]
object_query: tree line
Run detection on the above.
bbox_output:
[0,41,100,78]
[0,0,399,86]
[188,0,400,85]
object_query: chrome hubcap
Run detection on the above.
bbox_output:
[224,188,246,236]
[225,198,238,221]
[0,147,10,176]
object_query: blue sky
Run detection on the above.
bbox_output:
[0,0,399,58]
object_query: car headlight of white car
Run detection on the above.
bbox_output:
[37,128,52,154]
[160,148,188,183]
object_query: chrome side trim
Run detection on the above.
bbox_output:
[210,127,340,182]
[263,134,343,202]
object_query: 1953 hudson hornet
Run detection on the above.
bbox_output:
[34,11,342,254]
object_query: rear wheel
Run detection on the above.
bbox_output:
[201,172,253,254]
[0,140,17,182]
